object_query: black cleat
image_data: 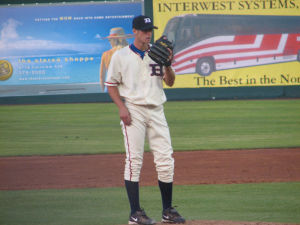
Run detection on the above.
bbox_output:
[162,207,185,224]
[129,209,156,225]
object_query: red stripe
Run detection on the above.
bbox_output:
[124,125,132,181]
[104,82,119,85]
[174,63,196,73]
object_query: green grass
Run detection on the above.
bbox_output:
[1,182,300,225]
[0,99,300,156]
[165,99,300,150]
[0,103,123,156]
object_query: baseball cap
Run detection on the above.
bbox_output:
[132,15,158,31]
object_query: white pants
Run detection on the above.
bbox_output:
[121,102,174,183]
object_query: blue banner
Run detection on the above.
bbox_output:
[0,2,142,96]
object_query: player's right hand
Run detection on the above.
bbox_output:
[119,106,132,126]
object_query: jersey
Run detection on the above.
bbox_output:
[105,45,166,106]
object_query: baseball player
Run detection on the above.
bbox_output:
[105,15,185,225]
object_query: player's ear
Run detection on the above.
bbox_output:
[133,28,138,35]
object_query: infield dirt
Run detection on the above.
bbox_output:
[1,148,300,190]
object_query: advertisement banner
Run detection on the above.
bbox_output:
[153,0,300,88]
[0,2,142,96]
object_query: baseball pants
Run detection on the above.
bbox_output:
[121,102,174,183]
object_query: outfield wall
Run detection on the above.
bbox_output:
[0,0,299,104]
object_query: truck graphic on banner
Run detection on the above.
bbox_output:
[163,14,300,76]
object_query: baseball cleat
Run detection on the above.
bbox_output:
[128,209,156,225]
[161,207,185,224]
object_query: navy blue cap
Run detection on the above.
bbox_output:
[132,15,158,31]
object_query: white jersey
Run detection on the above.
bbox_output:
[105,45,166,106]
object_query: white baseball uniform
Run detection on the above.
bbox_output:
[105,44,174,183]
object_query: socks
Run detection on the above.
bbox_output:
[125,180,141,215]
[158,180,173,210]
[125,180,173,214]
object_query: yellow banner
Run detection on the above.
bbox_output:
[153,0,300,88]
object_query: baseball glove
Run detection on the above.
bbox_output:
[148,35,174,67]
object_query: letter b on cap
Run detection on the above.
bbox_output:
[144,18,151,23]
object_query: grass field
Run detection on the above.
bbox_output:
[1,182,300,225]
[1,99,300,225]
[0,99,300,156]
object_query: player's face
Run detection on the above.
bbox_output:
[140,29,153,43]
[133,28,153,49]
